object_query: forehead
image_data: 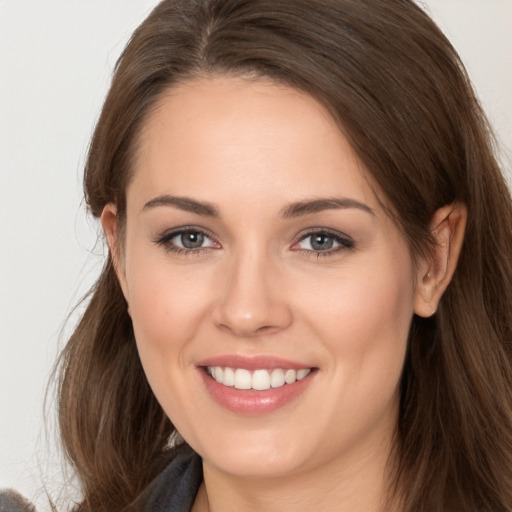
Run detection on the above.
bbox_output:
[130,75,377,211]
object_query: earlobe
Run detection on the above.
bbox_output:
[414,202,467,318]
[100,204,129,300]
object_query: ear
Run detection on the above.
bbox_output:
[414,202,467,318]
[101,203,129,301]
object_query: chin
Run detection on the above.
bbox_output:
[187,421,321,479]
[203,447,307,479]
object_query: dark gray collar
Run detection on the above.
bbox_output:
[136,444,203,512]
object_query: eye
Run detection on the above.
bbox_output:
[174,231,208,249]
[155,228,220,254]
[292,230,354,255]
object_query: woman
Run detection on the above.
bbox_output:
[37,0,512,511]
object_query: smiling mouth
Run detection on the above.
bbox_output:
[205,366,313,390]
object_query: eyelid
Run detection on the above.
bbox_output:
[154,226,221,253]
[153,225,354,257]
[290,228,354,254]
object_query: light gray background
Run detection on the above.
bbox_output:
[1,1,511,509]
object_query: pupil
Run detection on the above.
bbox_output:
[181,232,204,249]
[311,234,333,251]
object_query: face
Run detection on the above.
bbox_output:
[108,76,420,480]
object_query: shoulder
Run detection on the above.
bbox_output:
[134,444,203,512]
[0,489,36,512]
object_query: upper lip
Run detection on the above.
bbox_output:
[196,354,314,371]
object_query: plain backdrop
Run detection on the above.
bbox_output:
[1,1,511,509]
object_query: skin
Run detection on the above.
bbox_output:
[102,75,466,512]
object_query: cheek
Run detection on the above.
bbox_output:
[304,248,415,398]
[124,253,215,430]
[124,249,212,366]
[310,257,414,446]
[314,244,415,346]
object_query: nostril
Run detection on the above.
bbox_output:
[215,322,280,337]
[254,325,280,335]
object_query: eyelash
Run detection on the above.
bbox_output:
[154,227,355,257]
[154,227,220,256]
[292,229,355,258]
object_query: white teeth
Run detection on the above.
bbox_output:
[214,366,224,382]
[206,366,312,390]
[296,368,311,380]
[223,367,235,387]
[252,369,271,390]
[270,368,285,388]
[284,369,296,384]
[234,369,252,390]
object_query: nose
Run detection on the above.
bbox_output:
[212,250,293,338]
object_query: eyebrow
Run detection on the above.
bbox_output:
[142,195,220,217]
[280,198,374,218]
[142,194,374,219]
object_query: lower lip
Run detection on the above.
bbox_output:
[198,369,316,415]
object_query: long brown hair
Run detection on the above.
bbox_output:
[55,1,512,510]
